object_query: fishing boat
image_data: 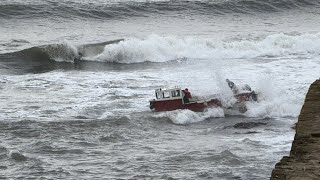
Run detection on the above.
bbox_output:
[149,87,222,112]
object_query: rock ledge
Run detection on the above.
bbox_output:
[271,80,320,180]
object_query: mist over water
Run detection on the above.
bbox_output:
[1,0,319,179]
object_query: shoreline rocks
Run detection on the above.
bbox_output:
[271,80,320,179]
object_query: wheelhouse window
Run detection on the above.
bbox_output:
[171,90,181,97]
[163,91,170,98]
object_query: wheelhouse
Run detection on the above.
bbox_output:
[154,87,183,101]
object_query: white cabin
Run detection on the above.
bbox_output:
[154,87,183,101]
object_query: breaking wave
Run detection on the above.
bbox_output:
[1,32,319,73]
[1,39,124,63]
[0,0,319,20]
[90,33,320,63]
[0,39,123,74]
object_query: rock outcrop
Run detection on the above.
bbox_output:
[271,80,320,180]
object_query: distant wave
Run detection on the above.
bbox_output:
[0,0,319,19]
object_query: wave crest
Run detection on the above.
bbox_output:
[90,33,320,63]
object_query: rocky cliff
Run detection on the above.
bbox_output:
[271,80,320,180]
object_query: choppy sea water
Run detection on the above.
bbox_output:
[1,0,320,179]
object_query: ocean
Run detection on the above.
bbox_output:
[0,0,320,179]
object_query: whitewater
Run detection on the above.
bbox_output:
[0,0,319,179]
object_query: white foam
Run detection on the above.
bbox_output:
[88,33,320,63]
[154,108,224,125]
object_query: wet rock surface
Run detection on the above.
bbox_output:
[9,150,27,161]
[271,80,320,180]
[233,122,267,129]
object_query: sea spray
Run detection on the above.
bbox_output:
[43,40,79,62]
[243,76,301,118]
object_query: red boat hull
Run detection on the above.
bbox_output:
[150,98,221,112]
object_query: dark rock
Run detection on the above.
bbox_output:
[233,122,267,129]
[271,80,320,179]
[9,150,27,161]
